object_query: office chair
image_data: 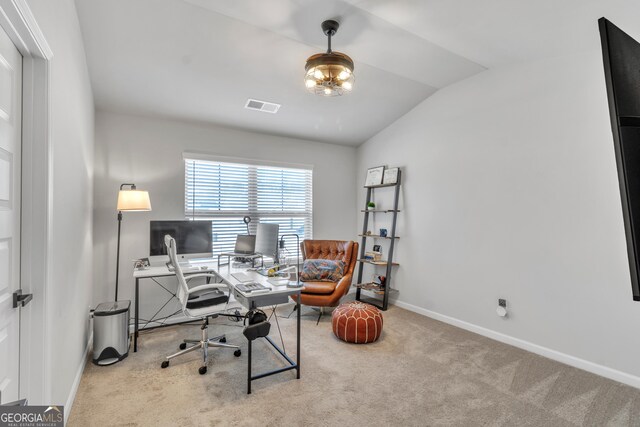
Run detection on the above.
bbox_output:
[160,235,241,375]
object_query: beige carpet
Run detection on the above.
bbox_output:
[68,303,640,426]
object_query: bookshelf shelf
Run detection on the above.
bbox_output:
[357,259,399,267]
[358,234,399,239]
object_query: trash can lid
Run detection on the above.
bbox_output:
[94,300,131,316]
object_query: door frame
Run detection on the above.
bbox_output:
[0,0,52,405]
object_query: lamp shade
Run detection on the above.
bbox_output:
[117,190,151,211]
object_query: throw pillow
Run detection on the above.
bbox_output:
[300,259,345,282]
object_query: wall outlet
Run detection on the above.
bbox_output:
[498,299,507,308]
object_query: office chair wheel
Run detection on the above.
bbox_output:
[179,343,187,350]
[161,361,169,369]
[219,337,226,343]
[234,349,242,357]
[199,366,207,375]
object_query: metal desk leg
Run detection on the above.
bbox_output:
[296,298,301,379]
[247,338,252,394]
[134,278,139,352]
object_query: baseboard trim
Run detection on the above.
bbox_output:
[393,300,640,390]
[64,332,92,425]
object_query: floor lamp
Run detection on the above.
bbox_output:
[115,183,151,301]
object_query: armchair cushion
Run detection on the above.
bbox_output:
[300,281,337,295]
[186,289,228,309]
[300,259,345,282]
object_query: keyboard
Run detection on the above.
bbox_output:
[236,282,270,293]
[231,272,252,282]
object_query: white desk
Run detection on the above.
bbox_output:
[132,262,301,393]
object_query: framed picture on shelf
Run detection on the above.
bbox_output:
[365,166,385,187]
[383,167,399,185]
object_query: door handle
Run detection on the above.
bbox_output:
[13,289,33,308]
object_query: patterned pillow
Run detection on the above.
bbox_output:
[300,259,345,282]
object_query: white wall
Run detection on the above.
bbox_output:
[358,49,640,383]
[93,111,357,318]
[26,0,95,407]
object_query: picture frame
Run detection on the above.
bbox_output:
[383,167,399,185]
[365,166,385,187]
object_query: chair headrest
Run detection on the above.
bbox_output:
[164,234,175,251]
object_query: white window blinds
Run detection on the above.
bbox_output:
[184,157,313,256]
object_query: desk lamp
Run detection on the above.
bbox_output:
[115,183,151,301]
[278,234,301,287]
[243,216,251,234]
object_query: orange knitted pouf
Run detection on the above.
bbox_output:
[332,301,383,343]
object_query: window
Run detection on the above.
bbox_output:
[184,157,312,258]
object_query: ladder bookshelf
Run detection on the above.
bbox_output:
[355,169,401,311]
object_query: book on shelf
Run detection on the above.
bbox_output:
[356,282,386,294]
[363,251,382,261]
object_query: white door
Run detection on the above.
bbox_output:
[0,24,22,404]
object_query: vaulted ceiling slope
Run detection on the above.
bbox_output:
[74,0,640,146]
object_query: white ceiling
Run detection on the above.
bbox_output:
[75,0,640,146]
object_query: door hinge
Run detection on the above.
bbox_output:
[13,289,33,308]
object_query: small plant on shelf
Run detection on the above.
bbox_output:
[367,202,376,210]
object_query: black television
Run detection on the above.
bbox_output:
[600,18,640,300]
[150,220,213,260]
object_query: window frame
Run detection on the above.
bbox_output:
[183,153,313,259]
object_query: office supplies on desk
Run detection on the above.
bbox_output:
[133,257,150,270]
[231,272,253,282]
[166,262,204,273]
[266,265,299,287]
[236,282,270,293]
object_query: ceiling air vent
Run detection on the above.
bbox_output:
[245,99,281,114]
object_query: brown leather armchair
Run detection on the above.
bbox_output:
[292,240,359,315]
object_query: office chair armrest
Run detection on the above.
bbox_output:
[183,273,231,294]
[187,282,231,295]
[184,272,220,281]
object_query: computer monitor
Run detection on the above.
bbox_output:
[234,235,256,254]
[149,220,212,261]
[255,223,279,261]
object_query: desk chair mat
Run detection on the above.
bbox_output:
[186,289,228,309]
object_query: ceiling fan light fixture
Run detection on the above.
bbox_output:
[304,20,355,97]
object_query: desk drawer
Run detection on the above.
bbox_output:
[233,289,290,309]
